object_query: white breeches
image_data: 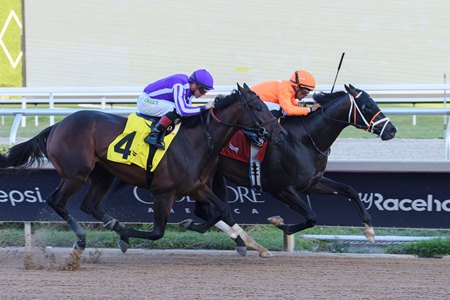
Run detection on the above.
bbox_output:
[137,92,175,117]
[264,101,281,112]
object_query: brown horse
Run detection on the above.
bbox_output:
[0,83,285,253]
[187,84,397,253]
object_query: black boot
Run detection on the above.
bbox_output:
[145,122,167,149]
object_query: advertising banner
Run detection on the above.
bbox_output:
[0,169,449,228]
[0,0,23,87]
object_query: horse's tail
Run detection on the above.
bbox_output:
[0,125,53,168]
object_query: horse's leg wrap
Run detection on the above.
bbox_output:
[214,221,243,239]
[224,223,272,258]
[229,224,244,239]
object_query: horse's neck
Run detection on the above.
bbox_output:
[300,98,352,151]
[208,105,242,153]
[184,103,241,156]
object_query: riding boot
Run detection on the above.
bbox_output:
[145,122,167,149]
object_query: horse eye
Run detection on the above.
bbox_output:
[363,104,373,114]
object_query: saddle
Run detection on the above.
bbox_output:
[219,130,268,192]
[107,113,180,173]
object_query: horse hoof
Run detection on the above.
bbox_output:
[364,224,376,244]
[118,239,129,253]
[235,246,247,256]
[179,219,193,230]
[73,240,86,251]
[267,216,285,226]
[365,234,376,244]
[259,251,273,258]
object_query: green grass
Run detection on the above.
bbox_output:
[1,223,449,256]
[386,238,450,258]
[0,0,23,87]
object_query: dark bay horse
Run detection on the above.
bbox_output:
[0,83,285,254]
[187,84,397,254]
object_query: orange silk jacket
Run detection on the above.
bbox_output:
[252,80,309,116]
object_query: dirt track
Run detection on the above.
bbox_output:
[1,247,449,299]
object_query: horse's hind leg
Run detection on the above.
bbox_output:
[307,176,375,243]
[113,192,176,241]
[80,170,131,252]
[268,186,318,235]
[46,178,88,249]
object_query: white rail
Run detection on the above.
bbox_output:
[1,84,450,155]
[1,84,449,105]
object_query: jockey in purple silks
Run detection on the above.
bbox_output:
[137,69,215,149]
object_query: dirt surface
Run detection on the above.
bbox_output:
[1,247,449,300]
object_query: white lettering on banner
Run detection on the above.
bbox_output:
[0,188,45,207]
[134,185,265,208]
[227,186,264,203]
[359,193,450,212]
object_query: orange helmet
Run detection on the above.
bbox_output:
[289,70,316,91]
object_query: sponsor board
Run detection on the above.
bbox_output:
[0,169,449,228]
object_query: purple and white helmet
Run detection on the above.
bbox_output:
[189,69,214,90]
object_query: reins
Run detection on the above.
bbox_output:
[299,117,330,157]
[199,91,275,152]
[207,93,275,138]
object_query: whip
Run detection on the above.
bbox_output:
[330,52,345,93]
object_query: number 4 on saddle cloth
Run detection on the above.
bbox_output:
[107,113,180,172]
[219,130,268,192]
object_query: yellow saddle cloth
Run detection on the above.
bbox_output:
[107,113,179,172]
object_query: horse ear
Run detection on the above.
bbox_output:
[243,83,250,91]
[345,84,358,97]
[236,83,243,92]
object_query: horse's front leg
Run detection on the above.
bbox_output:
[181,187,272,258]
[307,176,375,243]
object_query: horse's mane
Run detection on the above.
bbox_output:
[181,90,239,128]
[312,91,347,106]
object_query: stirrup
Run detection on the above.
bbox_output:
[144,133,164,149]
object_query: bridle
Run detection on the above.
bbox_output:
[207,91,277,141]
[321,91,392,136]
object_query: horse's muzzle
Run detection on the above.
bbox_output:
[380,124,397,141]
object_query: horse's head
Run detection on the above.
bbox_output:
[342,84,396,140]
[235,83,286,143]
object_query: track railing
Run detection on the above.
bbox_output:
[1,84,450,156]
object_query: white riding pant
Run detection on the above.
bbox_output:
[264,101,281,112]
[264,101,287,116]
[137,92,175,117]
